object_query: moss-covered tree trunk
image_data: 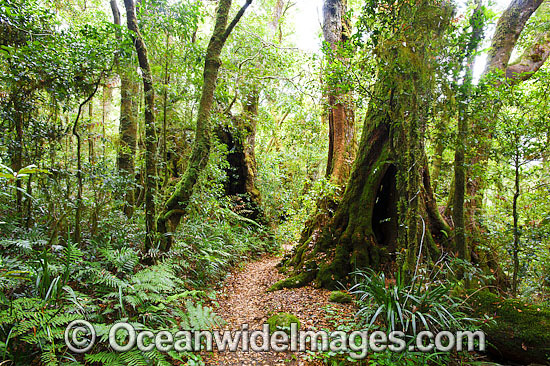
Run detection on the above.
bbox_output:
[117,70,139,217]
[452,2,483,262]
[469,291,550,365]
[112,0,138,218]
[274,1,453,290]
[156,0,252,250]
[123,0,156,252]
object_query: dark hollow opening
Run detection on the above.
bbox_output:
[372,164,398,250]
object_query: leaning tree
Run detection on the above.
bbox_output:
[156,0,252,250]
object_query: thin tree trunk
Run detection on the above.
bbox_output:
[157,0,253,249]
[25,175,32,228]
[124,0,157,252]
[87,102,94,164]
[162,32,170,189]
[11,98,24,216]
[102,83,112,162]
[72,82,101,246]
[512,149,520,295]
[431,117,446,193]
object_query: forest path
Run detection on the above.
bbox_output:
[201,255,356,365]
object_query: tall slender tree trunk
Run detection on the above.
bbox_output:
[161,32,171,189]
[13,105,23,216]
[512,148,521,295]
[453,1,483,261]
[157,0,252,249]
[124,0,157,252]
[323,0,355,186]
[118,72,139,217]
[112,0,139,218]
[72,82,101,246]
[87,102,94,164]
[431,105,452,194]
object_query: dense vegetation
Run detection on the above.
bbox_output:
[0,0,549,365]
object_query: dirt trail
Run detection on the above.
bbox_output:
[202,255,355,365]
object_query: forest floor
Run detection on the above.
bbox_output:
[201,254,356,366]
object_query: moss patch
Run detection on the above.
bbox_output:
[266,312,300,334]
[267,270,316,291]
[328,291,353,304]
[469,290,550,365]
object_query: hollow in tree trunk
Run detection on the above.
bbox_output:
[215,91,263,221]
[156,0,252,250]
[273,1,453,290]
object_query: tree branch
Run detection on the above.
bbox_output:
[485,0,544,73]
[221,0,252,42]
[506,31,550,81]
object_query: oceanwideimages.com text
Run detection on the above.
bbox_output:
[65,320,486,359]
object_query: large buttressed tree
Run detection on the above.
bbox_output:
[276,0,550,291]
[274,0,454,290]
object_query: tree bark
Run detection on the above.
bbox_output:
[512,148,520,295]
[484,0,545,73]
[506,30,550,81]
[274,1,453,289]
[431,128,445,193]
[113,0,139,218]
[118,71,139,216]
[13,101,23,216]
[216,91,262,220]
[123,0,157,252]
[157,0,252,250]
[323,0,355,186]
[72,80,101,246]
[452,1,483,261]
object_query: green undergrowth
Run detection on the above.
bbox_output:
[169,209,276,288]
[0,202,275,365]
